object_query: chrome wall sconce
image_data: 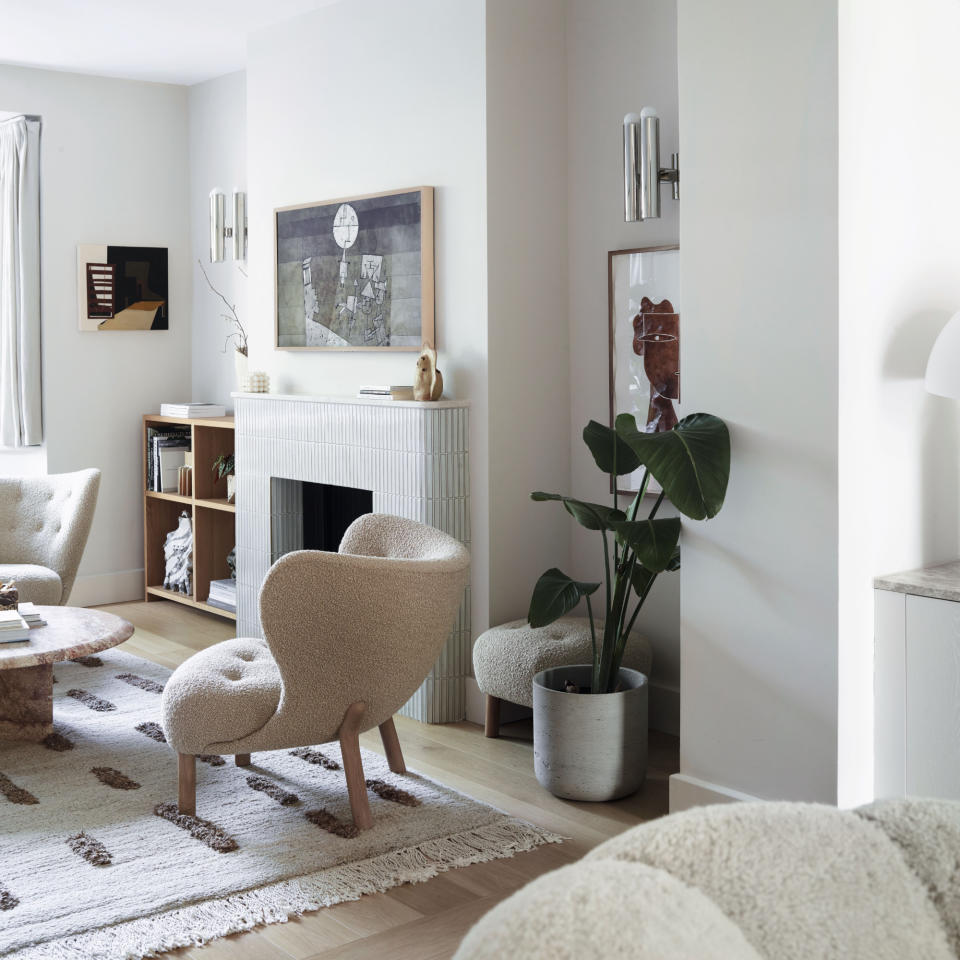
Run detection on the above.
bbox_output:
[623,108,679,222]
[209,188,247,261]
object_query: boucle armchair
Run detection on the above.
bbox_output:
[0,469,101,604]
[455,797,960,960]
[162,513,470,830]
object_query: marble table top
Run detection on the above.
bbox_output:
[874,560,960,602]
[0,606,134,670]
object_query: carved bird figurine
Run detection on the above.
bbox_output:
[413,343,444,401]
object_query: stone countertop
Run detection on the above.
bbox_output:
[874,560,960,602]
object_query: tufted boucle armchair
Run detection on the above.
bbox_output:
[0,469,101,605]
[162,514,470,830]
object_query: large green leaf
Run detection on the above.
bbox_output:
[531,492,626,531]
[611,517,681,572]
[629,549,679,599]
[582,420,642,476]
[528,568,601,628]
[615,412,730,520]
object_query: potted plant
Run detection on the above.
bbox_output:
[212,453,235,503]
[528,411,730,800]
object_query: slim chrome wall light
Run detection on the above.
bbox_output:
[209,188,248,262]
[623,107,679,222]
[233,189,247,261]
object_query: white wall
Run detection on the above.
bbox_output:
[838,0,960,806]
[0,65,191,605]
[675,0,840,804]
[486,0,571,628]
[245,0,491,641]
[189,71,247,409]
[566,0,681,733]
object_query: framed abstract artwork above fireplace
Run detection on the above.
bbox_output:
[274,186,435,351]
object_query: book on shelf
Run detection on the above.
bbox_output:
[158,446,189,493]
[356,385,415,401]
[159,402,226,418]
[146,428,191,492]
[206,578,237,613]
[0,609,31,642]
[17,603,46,628]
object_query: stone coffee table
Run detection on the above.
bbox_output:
[0,606,134,741]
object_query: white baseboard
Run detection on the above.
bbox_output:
[465,675,485,725]
[669,773,761,812]
[68,569,144,607]
[649,681,679,736]
[464,676,531,726]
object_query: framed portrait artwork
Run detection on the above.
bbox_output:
[274,186,434,351]
[608,245,680,493]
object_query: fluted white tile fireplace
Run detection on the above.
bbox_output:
[233,392,470,723]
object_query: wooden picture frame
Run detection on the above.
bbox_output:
[608,244,681,494]
[274,186,435,351]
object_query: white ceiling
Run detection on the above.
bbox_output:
[0,0,341,85]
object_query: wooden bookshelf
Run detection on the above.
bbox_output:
[143,414,236,621]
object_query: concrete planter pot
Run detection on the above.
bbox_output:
[533,664,648,801]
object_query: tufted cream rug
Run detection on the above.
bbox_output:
[0,649,560,960]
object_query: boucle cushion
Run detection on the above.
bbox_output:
[472,617,652,707]
[161,638,280,755]
[0,563,61,605]
[856,798,960,956]
[453,860,763,960]
[586,801,955,960]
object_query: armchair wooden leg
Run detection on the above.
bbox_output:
[235,754,251,767]
[178,753,196,816]
[378,717,406,774]
[339,701,373,831]
[484,695,501,738]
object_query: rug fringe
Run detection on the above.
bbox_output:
[3,818,564,960]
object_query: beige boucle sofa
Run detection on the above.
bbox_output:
[0,469,100,604]
[455,797,960,960]
[162,513,470,829]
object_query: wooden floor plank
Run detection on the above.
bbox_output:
[93,600,677,960]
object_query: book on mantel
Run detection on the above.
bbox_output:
[160,402,226,418]
[356,385,415,401]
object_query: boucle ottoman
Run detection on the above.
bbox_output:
[473,617,652,737]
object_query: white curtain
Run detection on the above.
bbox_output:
[0,116,42,447]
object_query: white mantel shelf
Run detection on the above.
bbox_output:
[232,392,469,410]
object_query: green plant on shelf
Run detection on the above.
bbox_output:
[212,454,235,481]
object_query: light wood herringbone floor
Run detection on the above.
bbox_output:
[97,599,678,960]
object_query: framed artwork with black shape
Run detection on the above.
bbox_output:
[274,186,434,351]
[608,245,681,493]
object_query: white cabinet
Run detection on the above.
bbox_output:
[875,585,960,800]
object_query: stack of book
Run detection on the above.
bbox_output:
[0,610,31,643]
[146,427,191,492]
[357,385,415,401]
[207,579,237,613]
[18,603,47,628]
[160,402,226,418]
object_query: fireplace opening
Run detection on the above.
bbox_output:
[270,478,373,562]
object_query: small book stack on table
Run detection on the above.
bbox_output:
[19,603,47,628]
[0,609,31,643]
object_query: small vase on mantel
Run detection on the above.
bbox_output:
[235,350,249,392]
